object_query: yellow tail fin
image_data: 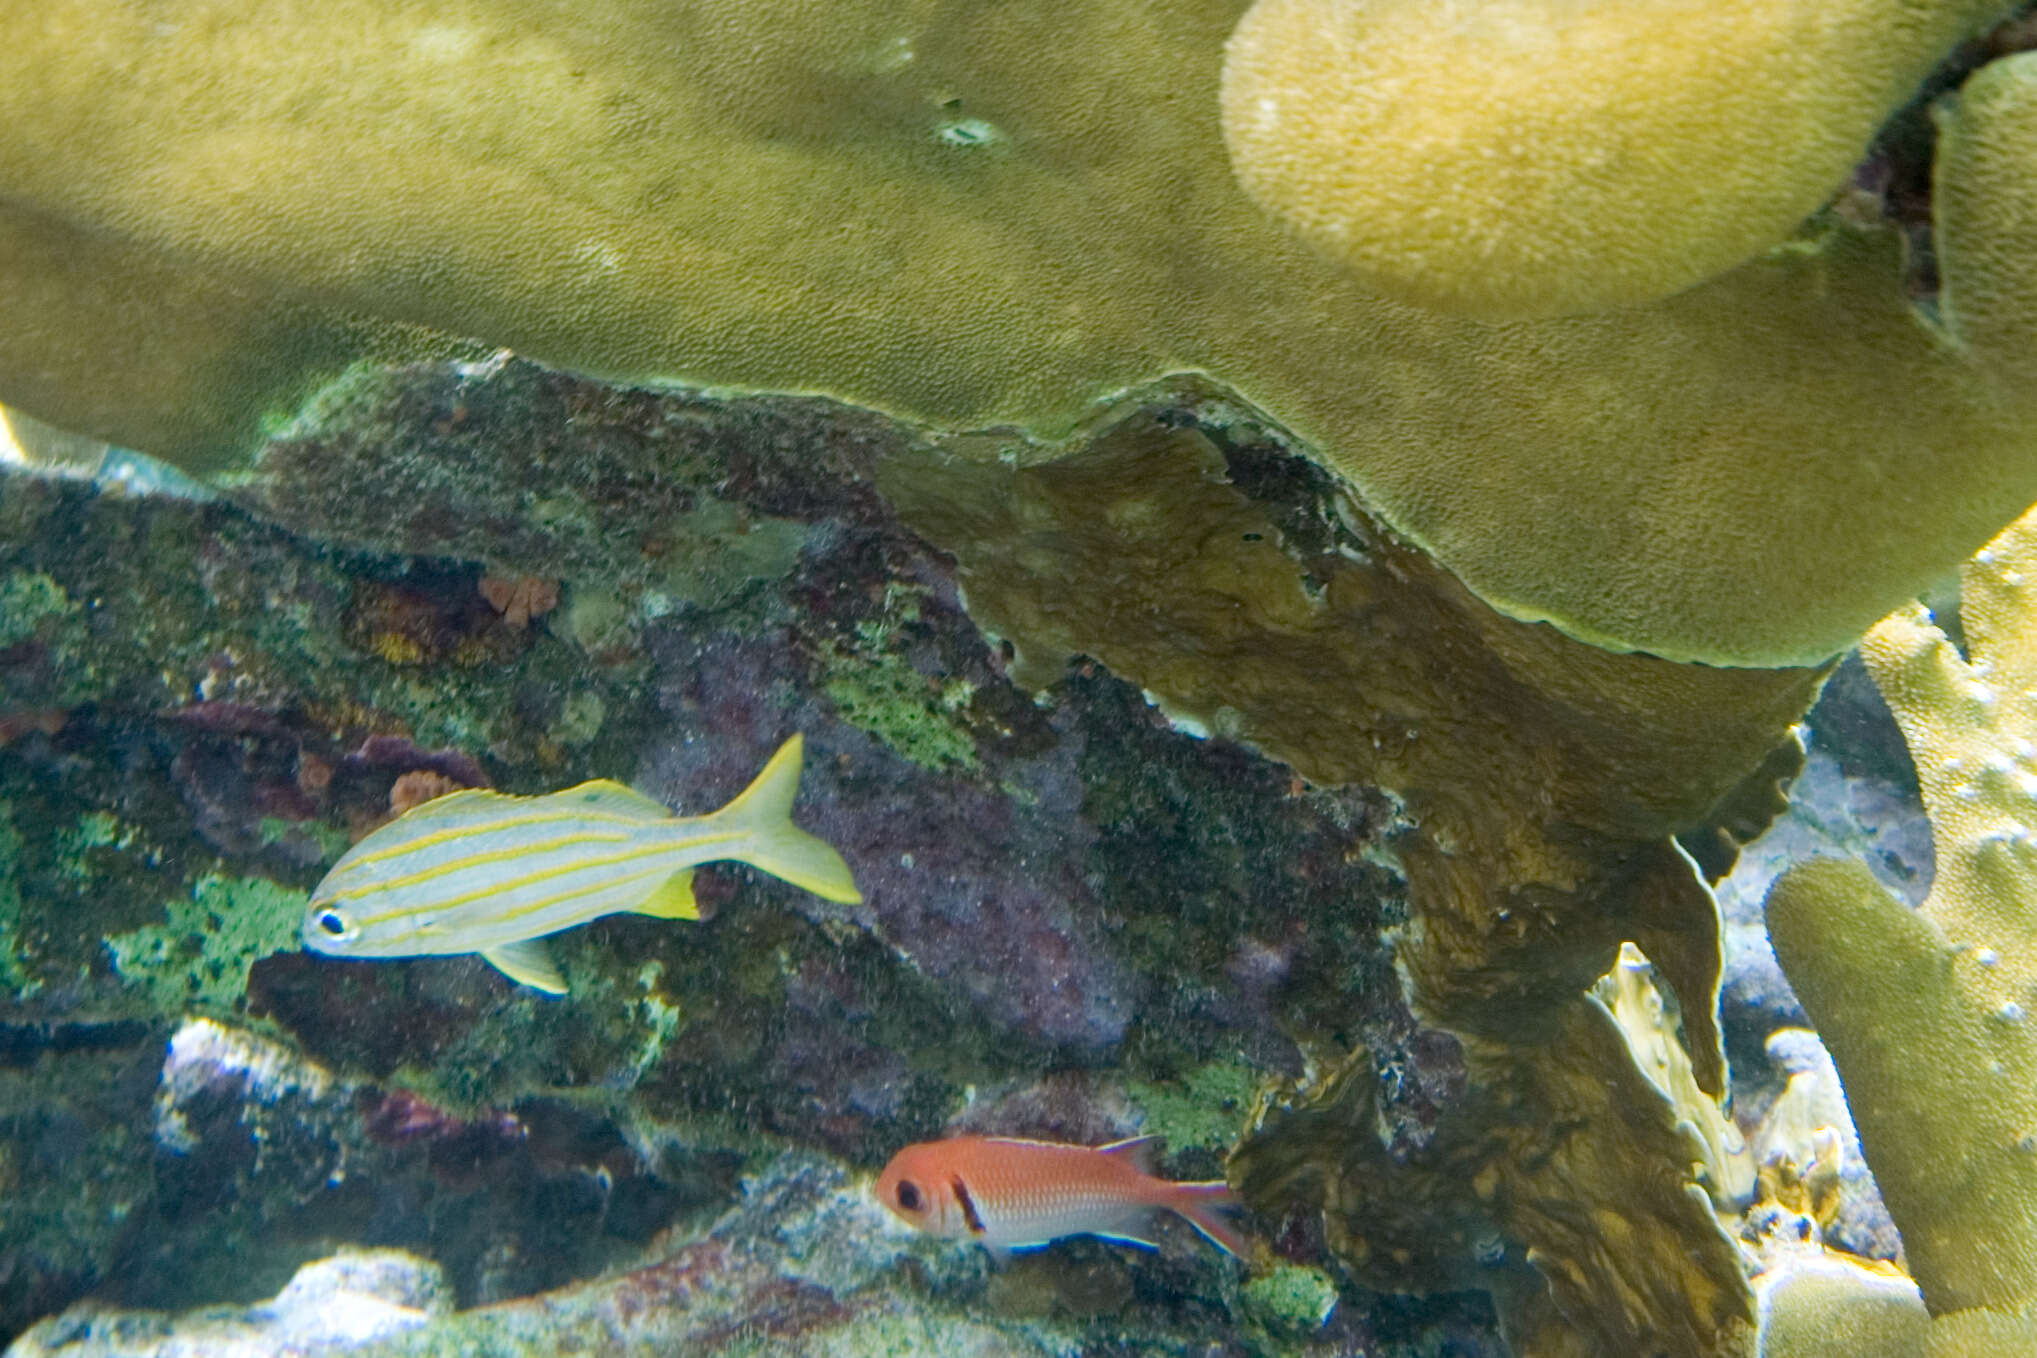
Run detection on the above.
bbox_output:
[715,735,862,904]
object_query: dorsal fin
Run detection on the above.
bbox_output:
[390,787,498,821]
[557,778,673,818]
[1096,1134,1161,1173]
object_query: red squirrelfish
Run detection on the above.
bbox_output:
[874,1134,1244,1260]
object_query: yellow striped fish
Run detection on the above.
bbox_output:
[301,734,860,994]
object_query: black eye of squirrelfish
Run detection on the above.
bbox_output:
[316,911,347,937]
[895,1180,923,1212]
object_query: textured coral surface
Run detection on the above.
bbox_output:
[1766,503,2037,1348]
[1219,0,2004,317]
[6,3,2037,664]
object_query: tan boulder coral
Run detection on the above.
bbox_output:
[1218,0,2006,319]
[1764,501,2037,1353]
[5,2,2037,667]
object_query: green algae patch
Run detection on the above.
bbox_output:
[0,569,91,703]
[821,658,979,774]
[548,957,691,1090]
[55,810,139,884]
[1241,1262,1339,1339]
[108,873,307,1012]
[0,570,78,648]
[0,801,27,994]
[65,810,124,850]
[819,588,981,773]
[1130,1060,1258,1153]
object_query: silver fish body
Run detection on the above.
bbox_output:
[302,734,859,993]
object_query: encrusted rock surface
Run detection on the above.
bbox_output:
[0,358,1491,1353]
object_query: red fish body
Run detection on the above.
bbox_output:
[874,1134,1244,1259]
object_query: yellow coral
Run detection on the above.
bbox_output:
[1218,0,2005,319]
[1755,1253,1929,1358]
[1765,502,2037,1350]
[367,632,427,666]
[1601,943,1752,1208]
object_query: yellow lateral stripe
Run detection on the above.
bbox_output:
[349,840,683,928]
[328,830,634,902]
[348,806,690,866]
[348,831,750,928]
[492,863,679,926]
[370,864,683,946]
[480,830,751,925]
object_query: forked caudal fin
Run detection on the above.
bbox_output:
[1097,1135,1244,1255]
[713,735,862,904]
[1166,1181,1247,1258]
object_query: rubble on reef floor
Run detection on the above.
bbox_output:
[2,1017,1502,1358]
[2,1152,1108,1358]
[10,1250,451,1358]
[7,1142,1494,1358]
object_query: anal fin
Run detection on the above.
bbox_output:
[1090,1228,1163,1252]
[480,939,567,994]
[633,868,698,920]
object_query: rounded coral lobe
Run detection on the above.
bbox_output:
[1218,0,2001,319]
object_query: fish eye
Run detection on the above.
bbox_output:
[894,1180,923,1213]
[314,909,349,938]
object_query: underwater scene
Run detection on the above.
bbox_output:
[3,2,2037,1355]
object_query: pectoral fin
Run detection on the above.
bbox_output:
[632,868,698,920]
[480,940,567,994]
